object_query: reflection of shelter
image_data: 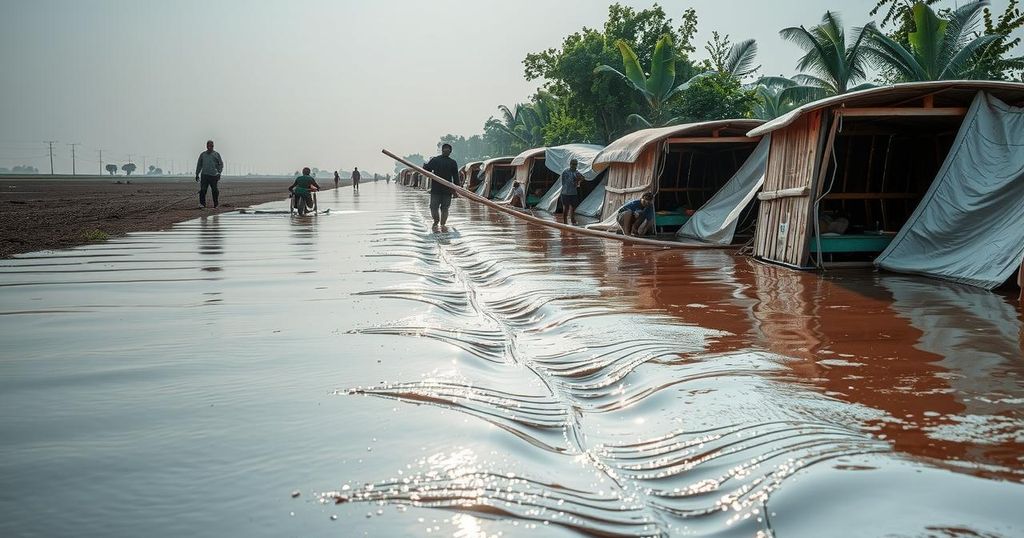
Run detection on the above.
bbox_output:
[591,120,764,244]
[748,81,1024,289]
[474,157,515,199]
[460,161,483,192]
[508,148,556,204]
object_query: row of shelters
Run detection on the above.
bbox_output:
[397,81,1024,291]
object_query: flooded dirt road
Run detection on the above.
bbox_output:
[1,182,1021,537]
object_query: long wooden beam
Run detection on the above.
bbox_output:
[382,149,736,250]
[835,107,967,117]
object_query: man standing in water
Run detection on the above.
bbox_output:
[333,171,340,189]
[351,167,361,191]
[559,159,584,225]
[423,143,459,231]
[195,140,224,208]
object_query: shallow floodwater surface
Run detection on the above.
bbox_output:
[0,183,1022,537]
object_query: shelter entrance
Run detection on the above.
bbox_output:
[812,114,963,263]
[654,141,758,234]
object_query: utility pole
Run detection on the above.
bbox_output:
[67,143,80,175]
[97,149,103,174]
[44,141,57,174]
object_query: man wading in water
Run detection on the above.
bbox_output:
[195,140,224,208]
[423,143,460,232]
[351,167,361,191]
[559,159,584,225]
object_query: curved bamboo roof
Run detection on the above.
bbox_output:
[748,80,1024,137]
[593,119,765,173]
[510,147,547,166]
[479,156,515,170]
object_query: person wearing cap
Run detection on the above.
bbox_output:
[558,159,584,225]
[616,192,655,237]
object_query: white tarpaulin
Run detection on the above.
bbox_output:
[535,144,604,212]
[875,92,1024,290]
[677,135,771,244]
[575,178,607,218]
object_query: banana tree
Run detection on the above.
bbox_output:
[862,1,1006,81]
[780,11,875,95]
[594,35,687,128]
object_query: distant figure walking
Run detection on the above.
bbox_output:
[559,158,584,225]
[334,171,340,189]
[195,140,224,208]
[352,167,361,191]
[424,143,460,231]
[386,174,390,184]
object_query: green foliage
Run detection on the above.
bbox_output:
[976,0,1024,80]
[671,72,759,122]
[121,162,136,176]
[542,107,598,146]
[752,76,830,120]
[863,1,1006,80]
[393,153,425,174]
[523,3,699,141]
[780,11,873,94]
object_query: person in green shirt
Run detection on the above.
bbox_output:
[288,167,321,215]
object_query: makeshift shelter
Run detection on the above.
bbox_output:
[474,156,515,199]
[747,81,1024,288]
[532,144,605,213]
[509,147,558,205]
[461,161,483,192]
[591,119,765,242]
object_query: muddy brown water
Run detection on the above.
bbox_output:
[0,183,1021,537]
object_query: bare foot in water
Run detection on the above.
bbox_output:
[440,225,448,233]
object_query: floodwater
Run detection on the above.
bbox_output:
[0,182,1022,537]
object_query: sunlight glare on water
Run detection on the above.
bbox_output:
[0,182,1022,537]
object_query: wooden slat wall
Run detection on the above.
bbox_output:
[754,110,823,266]
[600,146,660,220]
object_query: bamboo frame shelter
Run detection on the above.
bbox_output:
[591,119,765,240]
[748,80,1024,269]
[474,156,515,199]
[509,147,559,205]
[460,161,484,192]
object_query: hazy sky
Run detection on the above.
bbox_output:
[1,0,1016,175]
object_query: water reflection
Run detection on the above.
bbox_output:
[197,215,223,273]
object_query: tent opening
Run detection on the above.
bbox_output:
[812,114,963,263]
[526,159,559,206]
[489,165,515,199]
[654,142,758,234]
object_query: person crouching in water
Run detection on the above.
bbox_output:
[289,167,320,215]
[510,181,527,209]
[616,191,655,237]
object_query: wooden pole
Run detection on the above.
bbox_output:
[382,149,736,250]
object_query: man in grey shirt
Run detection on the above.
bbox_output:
[195,140,224,208]
[559,159,584,225]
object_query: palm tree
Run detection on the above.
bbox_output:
[488,92,557,151]
[753,76,831,119]
[780,11,875,95]
[862,1,1005,81]
[594,35,687,128]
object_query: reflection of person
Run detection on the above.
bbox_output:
[333,171,340,189]
[351,167,361,190]
[616,192,655,237]
[423,143,460,231]
[195,139,224,208]
[289,167,321,215]
[559,159,584,225]
[510,181,526,209]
